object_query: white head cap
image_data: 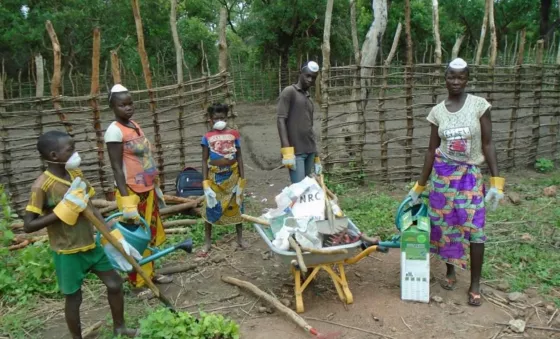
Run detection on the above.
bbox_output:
[448,58,468,70]
[109,84,129,102]
[302,61,320,73]
[110,84,128,93]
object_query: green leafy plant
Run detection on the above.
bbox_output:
[138,308,239,339]
[535,158,555,173]
[0,185,58,305]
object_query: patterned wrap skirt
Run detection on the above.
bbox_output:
[201,162,244,226]
[428,149,487,269]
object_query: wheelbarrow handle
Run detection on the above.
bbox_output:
[344,245,386,265]
[82,207,176,311]
[241,214,270,226]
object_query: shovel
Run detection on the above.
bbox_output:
[83,207,176,311]
[316,175,348,235]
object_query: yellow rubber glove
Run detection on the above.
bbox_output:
[407,181,426,205]
[235,178,247,206]
[281,147,296,170]
[314,156,322,175]
[53,177,90,225]
[485,177,505,211]
[118,194,140,221]
[101,229,142,272]
[203,180,218,208]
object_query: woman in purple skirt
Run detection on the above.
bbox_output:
[407,58,505,306]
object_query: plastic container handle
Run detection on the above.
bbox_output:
[394,196,428,231]
[105,212,150,230]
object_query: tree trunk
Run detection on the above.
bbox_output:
[359,0,388,112]
[487,0,498,66]
[350,0,361,63]
[170,0,183,83]
[451,34,465,59]
[431,0,442,64]
[475,0,489,65]
[218,6,228,74]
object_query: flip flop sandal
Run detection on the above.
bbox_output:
[440,277,457,290]
[153,274,173,284]
[468,291,482,306]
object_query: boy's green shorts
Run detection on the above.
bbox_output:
[52,245,114,295]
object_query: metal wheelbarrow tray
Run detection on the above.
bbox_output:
[253,218,387,313]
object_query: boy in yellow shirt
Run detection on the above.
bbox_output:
[23,131,138,338]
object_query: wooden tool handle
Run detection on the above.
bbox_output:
[82,208,175,310]
[241,214,271,226]
[288,236,308,273]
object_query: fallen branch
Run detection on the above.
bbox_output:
[92,199,116,208]
[160,202,198,216]
[8,240,29,251]
[190,301,253,315]
[82,321,103,339]
[401,316,413,332]
[163,219,198,228]
[305,316,395,339]
[221,276,339,338]
[163,195,201,205]
[157,263,197,275]
[496,322,560,332]
[165,228,191,234]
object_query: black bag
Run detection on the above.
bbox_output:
[176,167,204,197]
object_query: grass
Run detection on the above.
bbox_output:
[2,170,559,337]
[336,171,560,305]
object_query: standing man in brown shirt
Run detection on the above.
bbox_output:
[277,61,322,183]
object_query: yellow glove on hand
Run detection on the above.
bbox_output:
[101,229,142,272]
[118,194,140,221]
[203,180,218,208]
[314,156,322,175]
[407,181,426,205]
[53,177,90,225]
[235,178,247,206]
[281,147,296,170]
[485,177,505,211]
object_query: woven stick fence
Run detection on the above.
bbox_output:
[0,13,233,216]
[320,62,560,184]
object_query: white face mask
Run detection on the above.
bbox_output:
[65,152,82,170]
[213,121,227,130]
[45,151,82,169]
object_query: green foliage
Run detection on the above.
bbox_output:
[0,185,58,305]
[138,308,239,339]
[482,172,560,302]
[340,191,400,240]
[535,158,555,173]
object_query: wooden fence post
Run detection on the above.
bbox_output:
[529,40,545,166]
[35,54,45,172]
[110,50,122,84]
[45,20,72,135]
[404,0,414,182]
[507,29,526,170]
[379,23,402,181]
[89,28,109,199]
[170,0,186,169]
[321,0,334,172]
[131,0,165,187]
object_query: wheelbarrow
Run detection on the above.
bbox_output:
[96,212,193,272]
[253,218,388,313]
[378,196,429,249]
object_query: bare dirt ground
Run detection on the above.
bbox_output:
[36,101,560,339]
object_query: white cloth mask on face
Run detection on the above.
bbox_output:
[213,121,227,130]
[65,152,82,170]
